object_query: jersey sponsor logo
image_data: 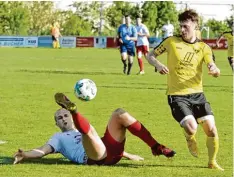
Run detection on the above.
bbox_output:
[156,45,166,54]
[183,52,194,63]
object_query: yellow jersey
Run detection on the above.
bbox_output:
[222,32,233,57]
[153,36,214,95]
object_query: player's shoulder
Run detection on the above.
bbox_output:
[166,35,180,41]
[223,31,232,36]
[51,132,63,138]
[194,38,212,50]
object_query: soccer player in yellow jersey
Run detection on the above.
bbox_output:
[146,9,224,171]
[51,22,62,49]
[216,25,234,70]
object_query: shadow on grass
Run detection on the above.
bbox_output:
[115,162,207,169]
[0,156,75,165]
[0,156,208,169]
[98,85,166,91]
[17,69,123,76]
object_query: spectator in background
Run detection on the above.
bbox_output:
[161,20,174,39]
[117,15,137,75]
[51,22,62,49]
[135,16,150,75]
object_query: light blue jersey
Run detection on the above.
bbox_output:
[118,24,137,46]
[47,130,87,164]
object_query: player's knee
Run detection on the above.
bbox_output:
[180,115,197,134]
[198,115,217,137]
[137,52,142,58]
[112,108,127,118]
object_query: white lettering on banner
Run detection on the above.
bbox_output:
[0,36,38,47]
[24,37,38,47]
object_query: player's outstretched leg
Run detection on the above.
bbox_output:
[109,108,176,158]
[54,93,107,161]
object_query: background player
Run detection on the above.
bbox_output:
[51,22,62,49]
[136,15,150,75]
[161,20,174,39]
[117,15,137,75]
[216,24,234,70]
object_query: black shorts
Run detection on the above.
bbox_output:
[52,35,58,41]
[228,57,233,65]
[167,93,213,124]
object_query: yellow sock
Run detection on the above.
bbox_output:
[206,137,219,164]
[56,41,60,48]
[183,129,196,140]
[53,41,56,48]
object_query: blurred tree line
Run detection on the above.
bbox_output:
[0,1,232,38]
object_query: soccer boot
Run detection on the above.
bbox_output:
[208,161,224,171]
[54,93,77,112]
[137,70,145,75]
[123,65,127,74]
[151,143,176,158]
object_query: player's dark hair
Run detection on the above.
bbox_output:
[178,9,199,24]
[125,14,131,18]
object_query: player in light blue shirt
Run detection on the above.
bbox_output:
[13,108,145,165]
[117,15,137,75]
[14,93,175,165]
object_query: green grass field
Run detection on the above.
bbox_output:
[0,48,232,177]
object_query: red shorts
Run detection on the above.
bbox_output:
[87,127,125,165]
[136,45,149,55]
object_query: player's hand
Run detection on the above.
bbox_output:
[125,35,130,40]
[13,149,25,164]
[138,32,144,37]
[208,64,220,77]
[127,154,144,161]
[157,64,169,75]
[216,43,220,48]
[119,38,123,44]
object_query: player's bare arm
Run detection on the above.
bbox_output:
[207,62,221,77]
[13,144,53,164]
[216,34,224,48]
[147,50,169,74]
[125,35,137,41]
[123,151,144,161]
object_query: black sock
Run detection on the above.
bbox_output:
[127,62,133,75]
[121,60,127,68]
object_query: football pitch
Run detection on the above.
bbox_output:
[0,48,232,177]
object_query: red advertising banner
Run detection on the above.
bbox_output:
[76,37,94,47]
[203,39,227,49]
[106,37,118,48]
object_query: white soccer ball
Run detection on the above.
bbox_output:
[74,79,97,101]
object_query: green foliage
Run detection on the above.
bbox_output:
[0,1,232,37]
[26,2,54,35]
[0,2,30,35]
[205,19,230,38]
[141,1,178,35]
[61,12,92,36]
[106,2,134,30]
